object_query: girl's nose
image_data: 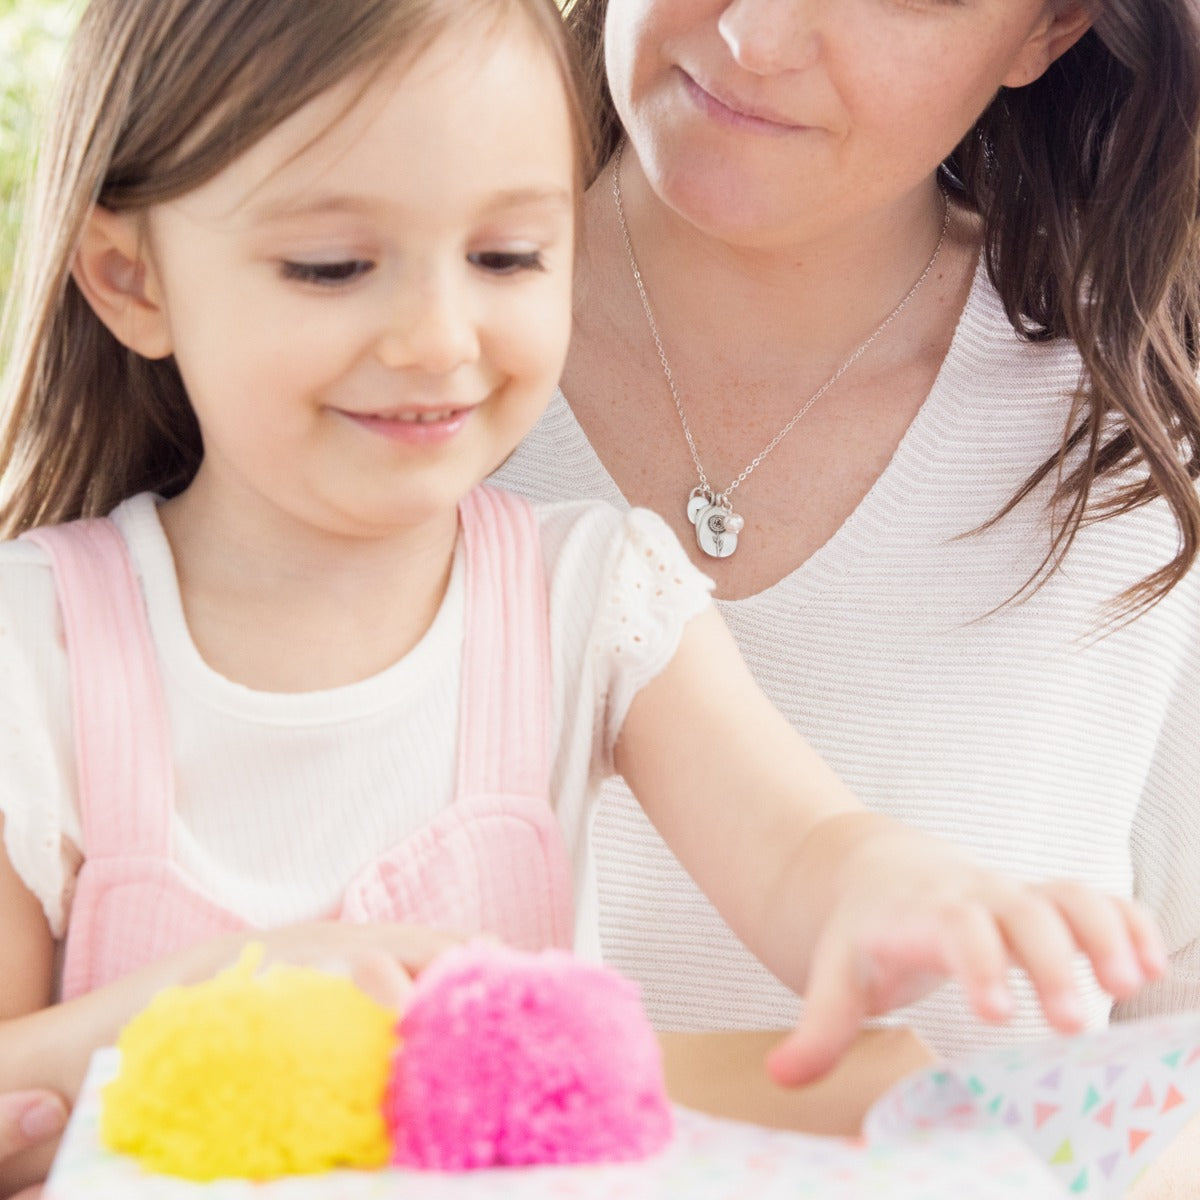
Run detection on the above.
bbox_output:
[374,274,480,375]
[718,0,822,76]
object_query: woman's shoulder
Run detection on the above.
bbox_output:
[949,256,1084,389]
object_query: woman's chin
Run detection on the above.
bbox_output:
[653,160,812,247]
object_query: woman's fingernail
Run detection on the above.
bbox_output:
[20,1098,66,1141]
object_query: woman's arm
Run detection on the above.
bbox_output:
[616,608,1166,1085]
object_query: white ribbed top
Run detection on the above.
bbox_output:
[493,263,1200,1057]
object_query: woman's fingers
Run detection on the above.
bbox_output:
[0,1091,67,1160]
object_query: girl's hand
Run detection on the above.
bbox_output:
[0,920,460,1106]
[765,814,1168,1087]
[0,922,459,1197]
[213,920,459,1010]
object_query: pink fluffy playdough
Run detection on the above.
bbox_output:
[384,942,674,1170]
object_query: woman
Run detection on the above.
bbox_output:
[495,0,1200,1070]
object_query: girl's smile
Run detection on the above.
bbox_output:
[335,405,478,446]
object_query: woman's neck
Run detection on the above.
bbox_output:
[158,477,459,692]
[562,146,979,600]
[582,148,954,393]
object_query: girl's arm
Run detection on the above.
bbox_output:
[0,818,61,1195]
[615,608,1167,1086]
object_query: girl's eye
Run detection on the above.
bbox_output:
[468,250,545,275]
[280,259,374,286]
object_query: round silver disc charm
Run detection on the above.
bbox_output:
[686,486,712,524]
[694,503,744,559]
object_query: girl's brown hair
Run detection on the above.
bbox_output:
[565,0,1200,618]
[0,0,594,535]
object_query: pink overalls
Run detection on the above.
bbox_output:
[23,485,574,1000]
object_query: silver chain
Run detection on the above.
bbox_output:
[611,140,950,508]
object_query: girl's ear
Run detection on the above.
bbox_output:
[72,205,174,360]
[1002,1,1092,89]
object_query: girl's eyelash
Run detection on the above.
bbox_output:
[468,250,545,275]
[280,260,374,286]
[279,253,544,284]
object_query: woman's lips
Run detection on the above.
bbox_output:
[679,69,808,135]
[340,406,475,445]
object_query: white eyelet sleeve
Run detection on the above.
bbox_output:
[591,508,715,766]
[0,541,83,937]
[536,503,714,781]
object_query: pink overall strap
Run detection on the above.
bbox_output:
[21,520,173,860]
[455,486,551,800]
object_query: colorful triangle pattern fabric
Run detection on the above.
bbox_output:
[866,1012,1200,1198]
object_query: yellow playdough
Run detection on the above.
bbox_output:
[100,946,396,1180]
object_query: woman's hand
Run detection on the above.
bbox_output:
[0,1089,67,1200]
[0,1092,65,1163]
[765,813,1168,1087]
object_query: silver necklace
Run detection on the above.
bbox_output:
[612,142,950,559]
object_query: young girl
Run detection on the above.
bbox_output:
[0,0,1165,1188]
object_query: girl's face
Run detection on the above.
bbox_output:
[135,12,576,541]
[605,0,1086,245]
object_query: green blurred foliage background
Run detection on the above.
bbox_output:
[0,0,79,307]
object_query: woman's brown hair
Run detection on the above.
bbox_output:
[0,0,593,535]
[564,0,1200,619]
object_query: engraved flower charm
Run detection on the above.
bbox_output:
[694,502,744,559]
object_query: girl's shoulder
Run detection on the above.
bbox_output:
[0,492,159,635]
[0,529,64,617]
[0,532,55,568]
[0,493,156,562]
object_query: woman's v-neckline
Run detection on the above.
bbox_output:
[548,255,993,608]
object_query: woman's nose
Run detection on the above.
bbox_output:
[718,0,822,76]
[374,272,480,375]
